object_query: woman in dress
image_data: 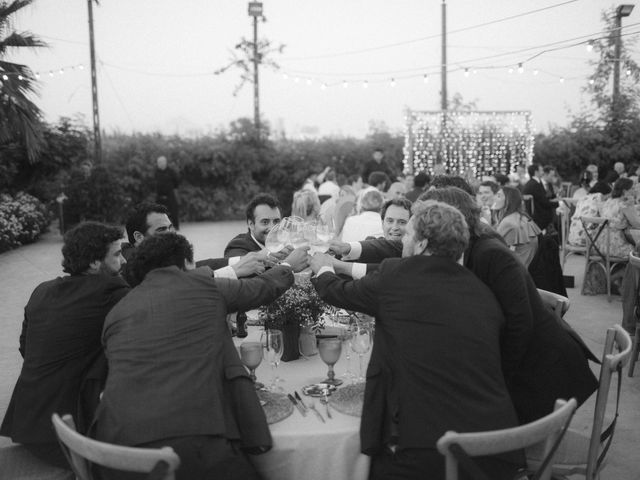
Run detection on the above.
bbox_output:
[492,186,541,267]
[567,191,605,248]
[291,189,321,223]
[596,177,640,258]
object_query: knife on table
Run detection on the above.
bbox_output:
[294,391,309,413]
[287,393,307,417]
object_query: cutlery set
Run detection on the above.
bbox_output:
[288,391,333,422]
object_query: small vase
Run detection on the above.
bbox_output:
[280,322,301,362]
[298,325,318,357]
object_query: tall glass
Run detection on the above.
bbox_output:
[318,338,343,386]
[350,322,371,382]
[240,342,264,390]
[261,329,284,391]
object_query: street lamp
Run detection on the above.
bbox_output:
[613,4,634,114]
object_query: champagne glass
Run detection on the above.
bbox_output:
[264,225,287,254]
[240,342,264,390]
[350,321,371,382]
[318,338,343,386]
[261,329,284,391]
[336,315,355,382]
[310,218,334,254]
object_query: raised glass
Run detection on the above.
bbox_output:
[240,341,264,390]
[318,338,343,386]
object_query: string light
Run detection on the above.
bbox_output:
[589,78,595,84]
[517,63,524,74]
[390,78,396,87]
[342,80,348,88]
[559,77,565,83]
[464,68,470,77]
[626,66,632,76]
[508,67,514,74]
[586,40,594,52]
[2,74,7,80]
[363,80,368,88]
[59,68,64,75]
[17,74,23,80]
[306,78,312,85]
[294,77,300,83]
[321,83,327,90]
[423,74,429,83]
[533,69,539,75]
[282,73,288,80]
[48,71,54,77]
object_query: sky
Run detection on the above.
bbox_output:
[8,0,640,138]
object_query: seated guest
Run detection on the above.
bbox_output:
[477,180,499,224]
[492,186,541,267]
[567,191,604,247]
[405,171,429,202]
[311,201,523,480]
[356,171,390,212]
[1,222,130,469]
[320,184,355,230]
[597,177,640,257]
[317,168,340,202]
[291,189,321,222]
[385,181,407,200]
[124,202,263,284]
[340,189,385,242]
[572,170,593,200]
[95,233,309,480]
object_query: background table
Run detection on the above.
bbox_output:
[234,326,371,480]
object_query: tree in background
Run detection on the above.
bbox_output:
[0,0,47,162]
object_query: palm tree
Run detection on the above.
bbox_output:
[0,0,48,162]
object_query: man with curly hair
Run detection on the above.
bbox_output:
[1,221,129,470]
[95,233,308,480]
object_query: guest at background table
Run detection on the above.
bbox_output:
[477,180,499,225]
[341,189,385,242]
[492,186,541,268]
[405,171,430,203]
[95,233,309,480]
[291,189,321,223]
[596,177,640,258]
[311,201,523,480]
[1,222,130,470]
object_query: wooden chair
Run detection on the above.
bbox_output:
[437,398,577,480]
[537,288,570,319]
[580,216,629,302]
[523,194,534,217]
[627,252,640,377]
[559,197,585,268]
[559,182,573,198]
[526,325,632,480]
[51,414,180,480]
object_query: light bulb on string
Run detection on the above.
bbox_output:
[306,78,312,85]
[363,80,368,88]
[464,68,470,78]
[282,73,288,80]
[559,77,565,84]
[533,69,539,76]
[626,66,632,77]
[423,74,429,83]
[343,80,348,88]
[321,83,327,90]
[35,73,40,79]
[294,77,300,83]
[78,64,84,70]
[2,74,7,80]
[508,67,514,74]
[472,69,478,75]
[586,40,594,52]
[18,74,23,80]
[59,69,64,75]
[390,78,396,87]
[517,63,524,74]
[589,78,595,85]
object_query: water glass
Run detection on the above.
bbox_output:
[350,323,371,382]
[318,338,343,386]
[240,341,264,390]
[261,329,284,391]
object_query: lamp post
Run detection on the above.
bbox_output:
[248,2,263,141]
[613,4,634,117]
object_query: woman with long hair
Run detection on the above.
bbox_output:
[492,186,541,267]
[291,189,321,222]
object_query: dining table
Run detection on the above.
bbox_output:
[234,325,372,480]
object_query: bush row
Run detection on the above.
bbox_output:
[0,192,50,253]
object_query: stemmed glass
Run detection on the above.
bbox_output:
[350,320,371,382]
[318,338,343,386]
[240,342,264,390]
[261,329,284,392]
[311,217,335,254]
[336,313,356,382]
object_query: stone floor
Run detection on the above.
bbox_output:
[0,221,638,478]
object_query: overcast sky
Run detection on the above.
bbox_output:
[10,0,640,138]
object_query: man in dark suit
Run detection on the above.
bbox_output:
[333,185,598,424]
[95,233,308,480]
[523,163,558,231]
[1,222,130,469]
[311,201,522,480]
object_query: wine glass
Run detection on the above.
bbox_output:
[261,329,284,391]
[264,225,287,254]
[350,321,371,382]
[336,315,356,382]
[240,341,264,390]
[318,338,343,386]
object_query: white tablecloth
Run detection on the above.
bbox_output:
[234,327,371,480]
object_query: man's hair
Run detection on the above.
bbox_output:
[367,171,390,190]
[411,200,469,260]
[420,186,489,239]
[245,193,280,222]
[127,233,194,284]
[324,169,336,182]
[428,175,474,196]
[494,173,509,186]
[292,189,321,218]
[413,172,430,188]
[125,202,169,244]
[361,190,384,212]
[527,163,540,178]
[62,222,123,275]
[479,180,499,194]
[543,165,556,175]
[347,174,362,184]
[611,177,634,199]
[381,198,412,219]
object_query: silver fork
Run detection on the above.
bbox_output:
[307,398,326,423]
[321,392,332,419]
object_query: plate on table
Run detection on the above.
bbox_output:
[329,383,365,417]
[302,383,338,397]
[258,391,293,424]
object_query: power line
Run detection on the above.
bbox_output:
[281,0,580,61]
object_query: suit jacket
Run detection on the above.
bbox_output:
[195,257,230,270]
[313,256,520,462]
[0,274,130,443]
[523,178,555,230]
[94,265,293,450]
[224,231,262,258]
[357,235,598,423]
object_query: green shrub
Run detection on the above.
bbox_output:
[0,192,50,253]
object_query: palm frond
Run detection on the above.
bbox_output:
[0,31,48,51]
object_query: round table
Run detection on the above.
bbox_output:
[234,326,371,480]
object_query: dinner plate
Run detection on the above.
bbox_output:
[302,383,338,397]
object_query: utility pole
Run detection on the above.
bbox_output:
[441,0,447,111]
[613,4,634,124]
[87,0,101,163]
[248,2,263,141]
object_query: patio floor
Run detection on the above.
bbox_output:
[0,221,638,479]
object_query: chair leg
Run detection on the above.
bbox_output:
[581,259,591,296]
[629,323,640,377]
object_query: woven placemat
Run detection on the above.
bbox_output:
[258,391,293,424]
[329,383,365,417]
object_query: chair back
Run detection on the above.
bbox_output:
[559,198,583,267]
[627,252,640,377]
[523,194,534,216]
[537,288,570,319]
[436,398,578,480]
[584,325,632,479]
[51,414,180,480]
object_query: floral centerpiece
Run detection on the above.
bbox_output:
[260,279,336,361]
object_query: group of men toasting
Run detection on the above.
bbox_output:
[2,179,598,480]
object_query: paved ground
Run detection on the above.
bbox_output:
[0,221,638,478]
